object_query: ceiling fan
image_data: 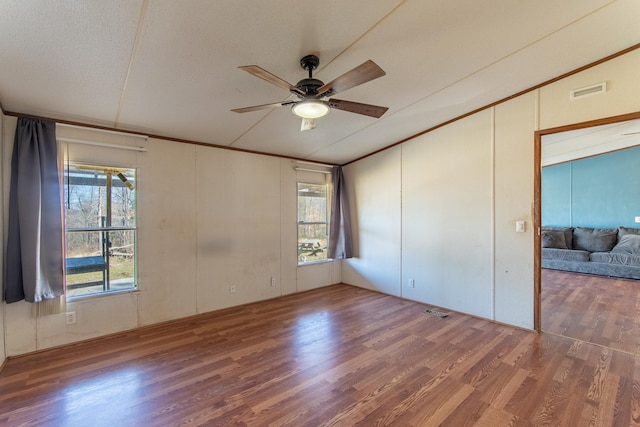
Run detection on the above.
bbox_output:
[232,54,388,131]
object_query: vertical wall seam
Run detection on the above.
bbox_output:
[135,150,141,328]
[493,112,497,321]
[399,145,403,299]
[278,160,282,296]
[569,163,573,227]
[194,146,199,313]
[0,114,6,357]
[534,89,541,331]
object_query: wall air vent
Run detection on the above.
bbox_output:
[569,82,607,100]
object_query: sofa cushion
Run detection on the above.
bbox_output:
[542,227,573,249]
[590,251,640,266]
[573,227,617,252]
[541,229,569,249]
[542,248,590,262]
[611,234,640,255]
[619,226,640,239]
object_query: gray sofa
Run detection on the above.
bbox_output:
[542,226,640,279]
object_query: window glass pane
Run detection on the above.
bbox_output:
[297,182,328,264]
[65,170,107,229]
[297,183,327,222]
[65,166,136,228]
[111,170,136,228]
[298,224,327,263]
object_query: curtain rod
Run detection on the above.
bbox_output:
[57,123,148,140]
[58,137,148,152]
[295,160,335,168]
[294,167,332,174]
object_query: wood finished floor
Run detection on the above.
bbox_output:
[2,284,640,426]
[542,268,640,355]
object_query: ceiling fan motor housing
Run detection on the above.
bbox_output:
[295,78,324,97]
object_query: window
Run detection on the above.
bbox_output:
[64,163,137,297]
[297,182,329,264]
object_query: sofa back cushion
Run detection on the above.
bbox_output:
[573,227,618,252]
[541,227,573,249]
[541,229,569,249]
[611,234,640,255]
[619,226,640,239]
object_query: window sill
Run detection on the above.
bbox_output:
[297,259,334,267]
[67,288,139,302]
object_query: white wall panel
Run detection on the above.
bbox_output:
[4,301,36,356]
[137,138,198,325]
[343,147,402,296]
[296,262,334,292]
[494,94,536,329]
[280,159,298,295]
[402,111,493,318]
[195,149,282,313]
[38,293,139,349]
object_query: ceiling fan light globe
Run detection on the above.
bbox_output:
[292,100,329,119]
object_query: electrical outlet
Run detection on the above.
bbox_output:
[271,277,276,287]
[409,279,415,288]
[635,216,640,223]
[65,311,76,325]
[229,284,236,293]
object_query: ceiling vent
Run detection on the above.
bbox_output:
[569,82,607,100]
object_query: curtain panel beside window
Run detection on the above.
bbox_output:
[4,118,64,303]
[327,166,353,259]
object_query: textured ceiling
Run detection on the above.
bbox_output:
[1,1,639,165]
[542,118,640,166]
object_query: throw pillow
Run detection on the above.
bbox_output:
[573,227,618,252]
[541,230,568,249]
[611,234,640,255]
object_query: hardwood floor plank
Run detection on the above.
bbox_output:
[587,347,613,403]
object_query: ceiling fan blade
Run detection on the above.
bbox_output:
[231,101,294,113]
[317,60,386,97]
[328,98,388,118]
[238,65,305,95]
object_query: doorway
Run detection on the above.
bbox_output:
[535,113,640,352]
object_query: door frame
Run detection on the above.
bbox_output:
[533,111,640,331]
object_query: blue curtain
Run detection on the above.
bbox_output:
[4,118,64,303]
[327,166,353,259]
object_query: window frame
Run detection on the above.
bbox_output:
[63,162,138,298]
[297,175,331,265]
